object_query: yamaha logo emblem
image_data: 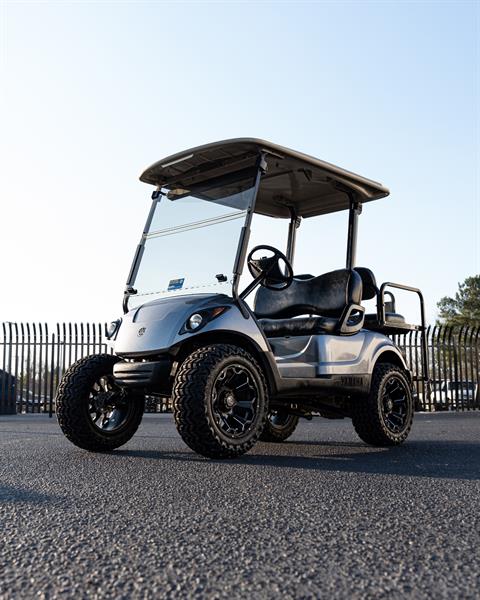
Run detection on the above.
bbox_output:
[137,327,146,337]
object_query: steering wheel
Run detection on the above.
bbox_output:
[247,245,294,291]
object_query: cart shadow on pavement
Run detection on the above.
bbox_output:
[116,439,480,481]
[0,483,62,505]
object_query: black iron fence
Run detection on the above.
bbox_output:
[393,325,480,412]
[0,322,170,415]
[0,322,478,415]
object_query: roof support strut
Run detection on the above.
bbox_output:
[346,194,362,270]
[286,208,301,266]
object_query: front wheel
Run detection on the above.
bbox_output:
[351,363,414,446]
[260,411,299,442]
[173,344,268,459]
[56,354,145,452]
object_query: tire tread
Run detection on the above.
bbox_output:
[173,344,268,459]
[56,354,144,452]
[351,363,413,446]
[260,414,299,443]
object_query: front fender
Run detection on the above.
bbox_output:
[113,294,269,357]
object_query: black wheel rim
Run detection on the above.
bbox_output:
[381,376,410,434]
[88,375,130,433]
[269,411,293,428]
[211,364,258,438]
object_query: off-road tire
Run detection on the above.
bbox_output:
[56,354,145,452]
[260,412,299,442]
[351,363,414,446]
[173,344,268,459]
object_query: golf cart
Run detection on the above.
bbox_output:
[57,139,429,459]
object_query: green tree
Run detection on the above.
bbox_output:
[437,275,480,327]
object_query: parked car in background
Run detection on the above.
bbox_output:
[16,389,48,414]
[144,396,172,413]
[431,380,477,411]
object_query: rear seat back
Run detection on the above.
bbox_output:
[354,267,378,301]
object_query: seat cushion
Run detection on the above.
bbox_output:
[259,316,337,337]
[365,312,405,325]
[363,312,418,335]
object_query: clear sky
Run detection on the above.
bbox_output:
[1,0,478,325]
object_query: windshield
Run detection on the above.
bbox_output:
[128,169,257,308]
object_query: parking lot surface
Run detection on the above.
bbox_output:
[0,412,479,599]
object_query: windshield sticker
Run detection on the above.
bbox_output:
[168,278,185,291]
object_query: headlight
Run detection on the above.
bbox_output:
[181,306,230,334]
[187,313,203,330]
[105,319,122,340]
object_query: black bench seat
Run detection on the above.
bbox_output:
[255,269,363,337]
[363,312,420,335]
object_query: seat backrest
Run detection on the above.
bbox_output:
[354,267,378,300]
[254,268,363,319]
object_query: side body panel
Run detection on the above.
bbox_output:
[272,331,406,378]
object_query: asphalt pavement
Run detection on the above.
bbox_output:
[0,412,479,599]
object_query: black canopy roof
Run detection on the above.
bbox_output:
[140,138,389,219]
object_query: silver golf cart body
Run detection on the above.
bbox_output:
[112,139,428,409]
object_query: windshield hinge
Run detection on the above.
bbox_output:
[122,286,137,314]
[151,187,163,200]
[259,154,268,174]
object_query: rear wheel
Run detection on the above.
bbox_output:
[260,411,299,442]
[173,344,268,459]
[56,354,145,452]
[351,363,414,446]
